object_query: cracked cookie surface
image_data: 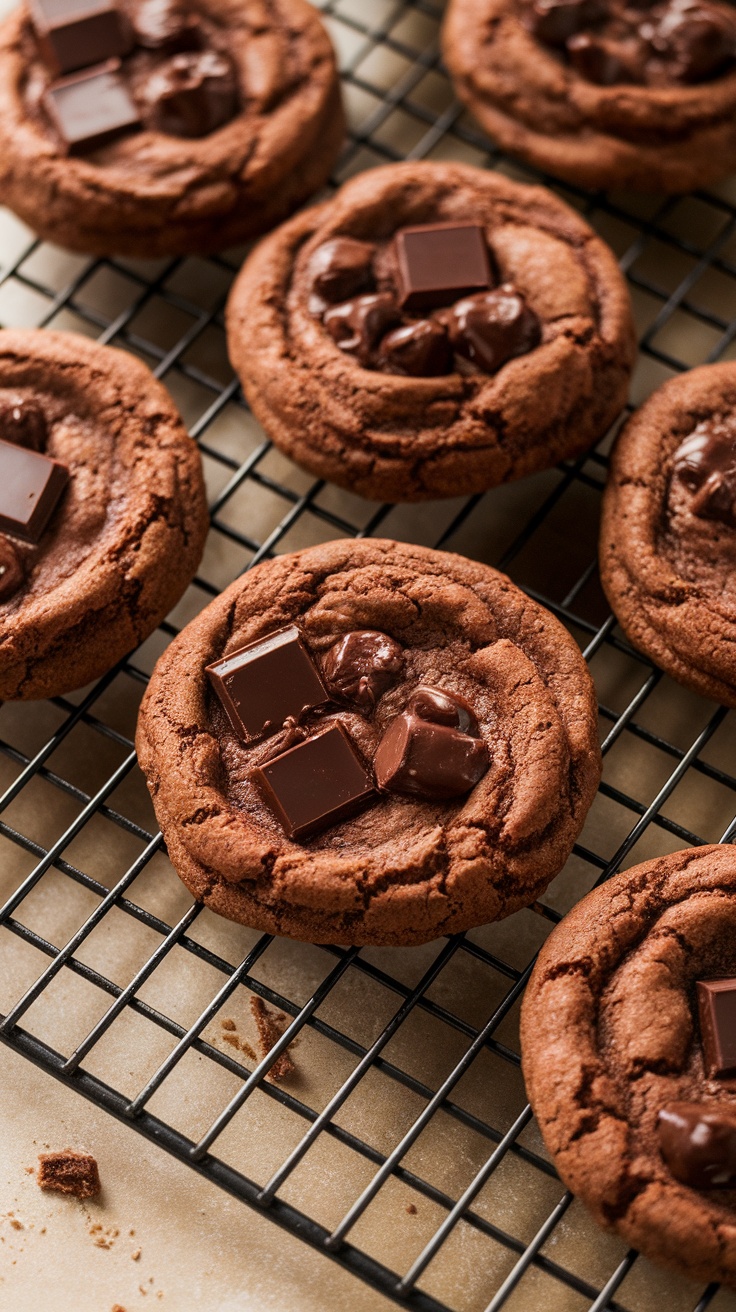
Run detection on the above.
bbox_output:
[0,328,208,700]
[0,0,343,256]
[601,362,736,707]
[135,538,601,946]
[226,161,635,504]
[521,845,736,1286]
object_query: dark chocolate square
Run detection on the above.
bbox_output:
[0,437,69,543]
[697,978,736,1078]
[393,222,493,311]
[206,625,329,744]
[251,721,376,841]
[44,61,141,154]
[30,0,132,76]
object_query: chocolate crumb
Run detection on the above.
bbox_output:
[220,1017,237,1031]
[406,1202,418,1215]
[37,1149,100,1199]
[9,1219,23,1230]
[220,1021,258,1062]
[250,997,295,1081]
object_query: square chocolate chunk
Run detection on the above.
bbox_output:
[251,721,376,840]
[30,0,132,76]
[697,978,736,1078]
[393,222,493,311]
[0,437,68,543]
[206,625,329,743]
[44,61,141,155]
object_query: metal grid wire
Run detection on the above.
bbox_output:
[1,1,736,1309]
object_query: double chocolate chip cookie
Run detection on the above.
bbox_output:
[136,539,602,946]
[0,0,343,256]
[601,362,736,707]
[0,328,208,699]
[226,161,635,503]
[522,844,736,1286]
[443,0,736,192]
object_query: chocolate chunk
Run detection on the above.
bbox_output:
[377,320,453,377]
[140,50,237,138]
[374,686,489,801]
[698,978,736,1078]
[307,238,375,307]
[0,396,48,452]
[449,286,541,375]
[37,1149,100,1199]
[673,422,736,528]
[322,630,404,709]
[131,0,201,51]
[251,721,376,840]
[29,0,132,77]
[323,293,401,365]
[528,0,604,47]
[405,685,481,736]
[566,32,637,83]
[649,1,736,82]
[207,624,328,744]
[0,437,68,543]
[658,1102,736,1188]
[393,222,493,312]
[0,536,24,602]
[44,61,141,154]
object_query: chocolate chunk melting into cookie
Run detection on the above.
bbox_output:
[307,238,375,306]
[374,686,489,800]
[649,1,736,82]
[658,1102,736,1188]
[141,50,238,137]
[323,293,401,365]
[0,395,47,451]
[322,629,404,709]
[698,978,736,1078]
[377,320,453,378]
[528,0,604,46]
[0,536,24,602]
[30,0,133,76]
[673,422,736,527]
[449,287,541,375]
[0,437,68,543]
[207,624,328,744]
[393,222,494,311]
[251,721,376,840]
[44,60,141,154]
[131,0,201,52]
[567,31,640,83]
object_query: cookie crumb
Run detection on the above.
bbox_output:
[221,1017,236,1031]
[9,1219,23,1231]
[37,1150,100,1199]
[112,1305,126,1311]
[220,1018,257,1063]
[131,1247,141,1261]
[406,1203,418,1215]
[250,997,295,1081]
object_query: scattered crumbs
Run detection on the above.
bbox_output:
[131,1247,141,1261]
[37,1149,100,1199]
[24,1166,34,1175]
[219,1019,257,1063]
[406,1203,418,1216]
[221,1017,236,1032]
[250,997,295,1081]
[138,1285,148,1296]
[9,1220,22,1232]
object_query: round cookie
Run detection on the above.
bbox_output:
[0,0,343,257]
[135,538,602,946]
[442,0,736,193]
[601,363,736,707]
[521,845,736,1287]
[226,162,635,504]
[0,328,208,699]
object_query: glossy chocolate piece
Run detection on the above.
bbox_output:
[132,0,201,51]
[0,536,24,602]
[405,686,480,736]
[651,1,736,82]
[377,319,453,377]
[44,61,141,154]
[374,686,489,801]
[528,0,604,46]
[251,721,376,840]
[307,238,375,306]
[141,51,237,137]
[0,437,68,544]
[393,222,493,312]
[673,423,736,528]
[698,978,736,1078]
[207,624,328,744]
[0,396,48,452]
[322,630,404,710]
[29,0,132,76]
[449,286,541,375]
[658,1101,736,1188]
[566,32,637,83]
[323,293,401,365]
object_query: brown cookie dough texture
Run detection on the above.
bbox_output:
[226,162,635,504]
[522,845,736,1286]
[135,539,601,946]
[601,363,736,707]
[0,0,343,256]
[0,329,208,700]
[442,0,736,192]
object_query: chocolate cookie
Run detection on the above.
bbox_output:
[521,845,736,1286]
[442,0,736,192]
[226,162,635,504]
[0,0,343,257]
[135,538,601,946]
[0,328,208,700]
[600,363,736,707]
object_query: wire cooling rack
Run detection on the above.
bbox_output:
[2,2,736,1309]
